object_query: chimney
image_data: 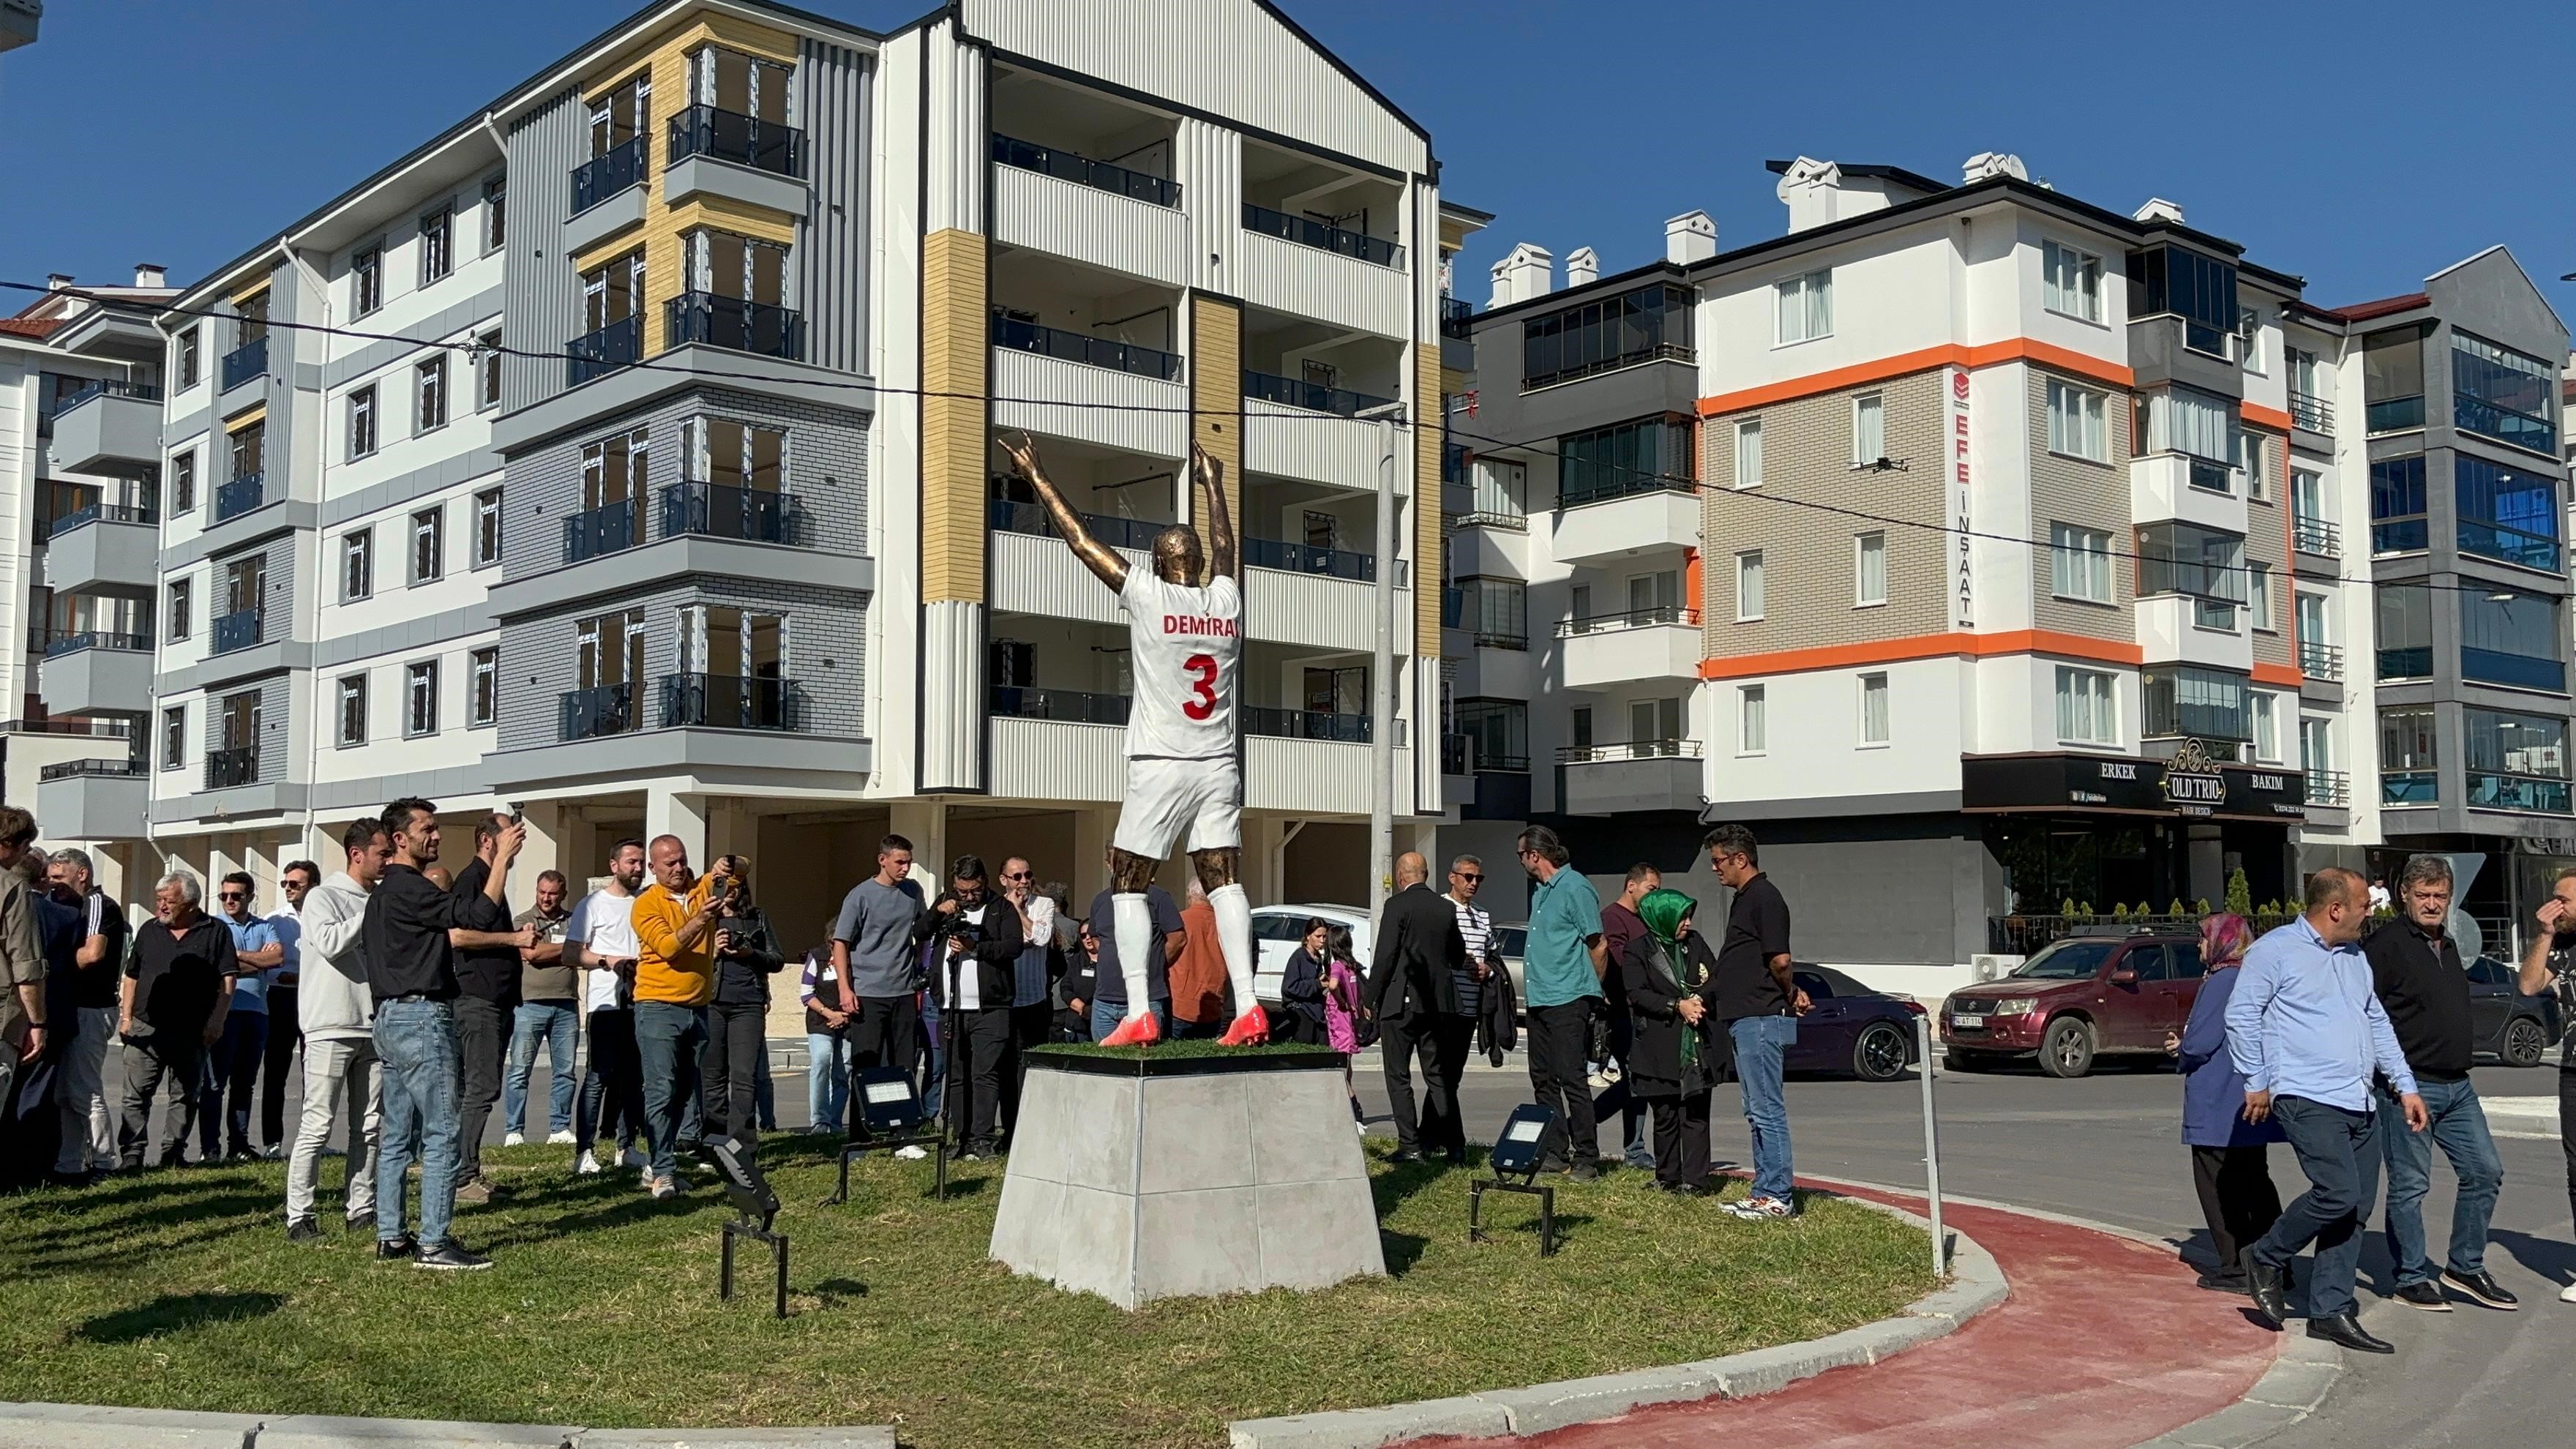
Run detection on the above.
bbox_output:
[2133,198,2185,225]
[1664,211,1717,264]
[1961,152,2027,184]
[1565,247,1600,288]
[1490,242,1553,308]
[45,273,72,291]
[134,263,167,288]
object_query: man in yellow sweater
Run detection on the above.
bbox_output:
[629,835,735,1199]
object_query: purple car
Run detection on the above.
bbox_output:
[1785,965,1922,1082]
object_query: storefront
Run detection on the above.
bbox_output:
[1964,743,2305,918]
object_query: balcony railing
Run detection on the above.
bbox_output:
[667,103,804,178]
[2457,518,2563,574]
[43,630,151,658]
[2366,394,2425,433]
[1242,706,1397,744]
[991,313,1181,381]
[2288,391,2334,433]
[990,685,1130,726]
[1445,509,1528,533]
[572,135,647,213]
[561,682,639,741]
[213,473,265,523]
[211,609,263,654]
[2381,769,2438,806]
[1243,536,1389,583]
[1556,604,1701,637]
[1441,733,1472,776]
[1243,368,1395,419]
[42,378,163,419]
[666,292,803,360]
[2455,394,2558,456]
[986,498,1167,552]
[564,497,640,563]
[1242,203,1404,269]
[1557,739,1704,763]
[1439,296,1475,340]
[989,133,1180,208]
[2291,514,2341,556]
[566,315,643,386]
[1474,628,1528,651]
[662,482,795,546]
[206,747,258,790]
[38,757,146,783]
[2304,768,2350,806]
[2299,640,2344,682]
[220,337,266,392]
[0,716,132,738]
[2370,516,2428,555]
[47,501,157,539]
[2467,771,2573,814]
[659,672,801,731]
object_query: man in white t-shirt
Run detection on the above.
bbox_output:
[564,838,647,1175]
[1002,434,1265,1049]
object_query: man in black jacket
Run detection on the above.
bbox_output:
[929,856,1026,1160]
[2363,853,2512,1311]
[1367,853,1469,1164]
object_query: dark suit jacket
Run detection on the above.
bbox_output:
[1365,883,1466,1022]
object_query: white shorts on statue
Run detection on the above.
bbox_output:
[1112,755,1242,858]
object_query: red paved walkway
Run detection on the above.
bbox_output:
[1526,1188,2281,1449]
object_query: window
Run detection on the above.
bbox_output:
[416,357,447,433]
[2048,523,2113,602]
[1453,698,1529,771]
[2251,692,2280,763]
[1519,283,1695,388]
[1557,415,1692,505]
[171,451,195,512]
[1457,577,1527,645]
[2135,520,2246,627]
[470,647,498,726]
[411,506,443,584]
[2460,587,2564,692]
[2381,708,2438,804]
[161,706,186,770]
[2302,715,2331,774]
[2362,325,2427,433]
[1775,268,1832,344]
[352,246,383,316]
[2369,455,2428,553]
[2452,331,2555,454]
[177,328,201,389]
[1854,532,1887,607]
[340,528,373,602]
[419,204,453,285]
[2242,433,2267,501]
[348,384,377,458]
[2138,384,2238,468]
[687,417,787,492]
[1735,550,1764,621]
[2143,665,2250,752]
[2043,242,2103,323]
[337,675,367,746]
[1568,707,1593,751]
[228,420,264,482]
[2465,708,2570,812]
[1733,419,1762,489]
[2055,667,2118,745]
[166,579,192,641]
[1858,673,1890,745]
[2236,307,2264,373]
[1629,697,1682,748]
[2126,244,2238,356]
[2296,591,2328,650]
[2045,379,2108,461]
[2248,562,2273,632]
[473,488,503,566]
[1468,458,1526,520]
[405,660,438,736]
[476,329,501,410]
[2455,454,2561,572]
[582,249,647,333]
[1739,684,1767,754]
[1851,392,1884,465]
[2375,584,2432,679]
[482,176,506,252]
[2290,347,2329,418]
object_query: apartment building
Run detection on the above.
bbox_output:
[59,0,1456,952]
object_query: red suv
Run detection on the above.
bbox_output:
[1940,933,2206,1078]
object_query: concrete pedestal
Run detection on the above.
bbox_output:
[989,1049,1386,1308]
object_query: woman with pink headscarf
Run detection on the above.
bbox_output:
[2171,912,2287,1292]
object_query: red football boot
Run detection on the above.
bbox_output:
[1100,1011,1162,1048]
[1216,1005,1270,1046]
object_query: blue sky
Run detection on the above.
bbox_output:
[4,0,2570,315]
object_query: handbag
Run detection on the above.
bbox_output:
[1338,967,1379,1049]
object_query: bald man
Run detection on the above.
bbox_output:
[1366,852,1472,1162]
[627,836,735,1199]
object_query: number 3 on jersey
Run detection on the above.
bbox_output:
[1180,653,1219,720]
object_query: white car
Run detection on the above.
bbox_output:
[1247,903,1374,1006]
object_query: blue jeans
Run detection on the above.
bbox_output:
[2380,1077,2501,1284]
[808,1031,849,1132]
[374,999,463,1248]
[633,1002,706,1180]
[502,1002,581,1137]
[1729,1014,1798,1204]
[1090,997,1172,1043]
[199,1008,270,1157]
[2254,1096,2382,1319]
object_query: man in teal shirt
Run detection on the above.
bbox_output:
[1518,826,1606,1177]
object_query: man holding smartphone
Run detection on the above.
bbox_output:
[2518,866,2576,1305]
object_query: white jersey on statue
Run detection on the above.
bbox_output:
[1110,567,1245,861]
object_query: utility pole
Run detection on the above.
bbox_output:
[1360,400,1407,918]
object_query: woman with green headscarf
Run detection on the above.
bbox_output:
[1620,886,1723,1194]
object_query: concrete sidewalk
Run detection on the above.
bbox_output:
[1523,1188,2283,1449]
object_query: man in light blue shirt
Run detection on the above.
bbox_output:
[202,871,285,1163]
[2226,866,2427,1354]
[1518,826,1606,1177]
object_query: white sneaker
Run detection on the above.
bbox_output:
[2561,1281,2576,1304]
[575,1150,603,1176]
[894,1145,929,1161]
[546,1130,576,1146]
[1721,1195,1798,1221]
[649,1175,676,1200]
[503,1131,525,1147]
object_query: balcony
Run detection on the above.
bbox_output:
[992,313,1180,381]
[213,473,265,523]
[2466,771,2572,814]
[1551,479,1699,566]
[561,682,639,741]
[2288,391,2333,434]
[991,337,1189,457]
[2291,515,2341,558]
[1440,733,1472,776]
[1557,607,1703,689]
[45,629,151,658]
[659,672,802,731]
[2366,394,2425,434]
[2304,768,2350,807]
[37,636,153,714]
[2457,517,2562,574]
[1242,706,1393,745]
[2382,770,2437,806]
[1242,368,1395,419]
[1243,536,1390,584]
[667,103,802,178]
[989,498,1164,552]
[566,315,643,386]
[206,747,259,790]
[2455,394,2557,457]
[572,135,647,214]
[35,759,149,839]
[563,497,641,563]
[991,685,1130,726]
[1557,739,1704,816]
[665,293,803,361]
[2463,648,2564,693]
[1242,203,1402,269]
[42,504,160,594]
[211,609,263,654]
[2130,452,2243,534]
[1439,296,1474,341]
[2299,641,2343,683]
[2370,514,2427,555]
[661,482,797,546]
[220,337,266,392]
[1446,510,1528,533]
[43,381,164,473]
[990,133,1178,208]
[47,501,156,539]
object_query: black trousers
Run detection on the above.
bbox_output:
[261,984,302,1149]
[2190,1143,2284,1278]
[1648,1089,1712,1188]
[579,1007,645,1155]
[847,994,922,1138]
[943,1006,1012,1149]
[2558,1066,2575,1231]
[1526,1000,1599,1169]
[451,995,506,1180]
[1003,1001,1052,1134]
[1380,1009,1469,1157]
[700,999,767,1147]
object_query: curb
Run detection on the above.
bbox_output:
[1227,1196,2006,1449]
[2124,1331,2343,1449]
[0,1406,897,1449]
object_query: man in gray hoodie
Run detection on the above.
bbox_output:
[285,817,395,1241]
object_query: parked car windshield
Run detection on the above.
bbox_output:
[2012,940,2119,980]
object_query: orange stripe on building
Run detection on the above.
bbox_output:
[1698,629,2143,680]
[1962,338,2135,389]
[1697,338,2135,416]
[2240,401,2294,433]
[2250,662,2303,687]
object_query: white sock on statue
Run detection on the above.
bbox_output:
[1110,891,1153,1016]
[1208,883,1257,1016]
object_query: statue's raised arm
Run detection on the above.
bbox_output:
[1000,432,1127,591]
[1190,441,1236,585]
